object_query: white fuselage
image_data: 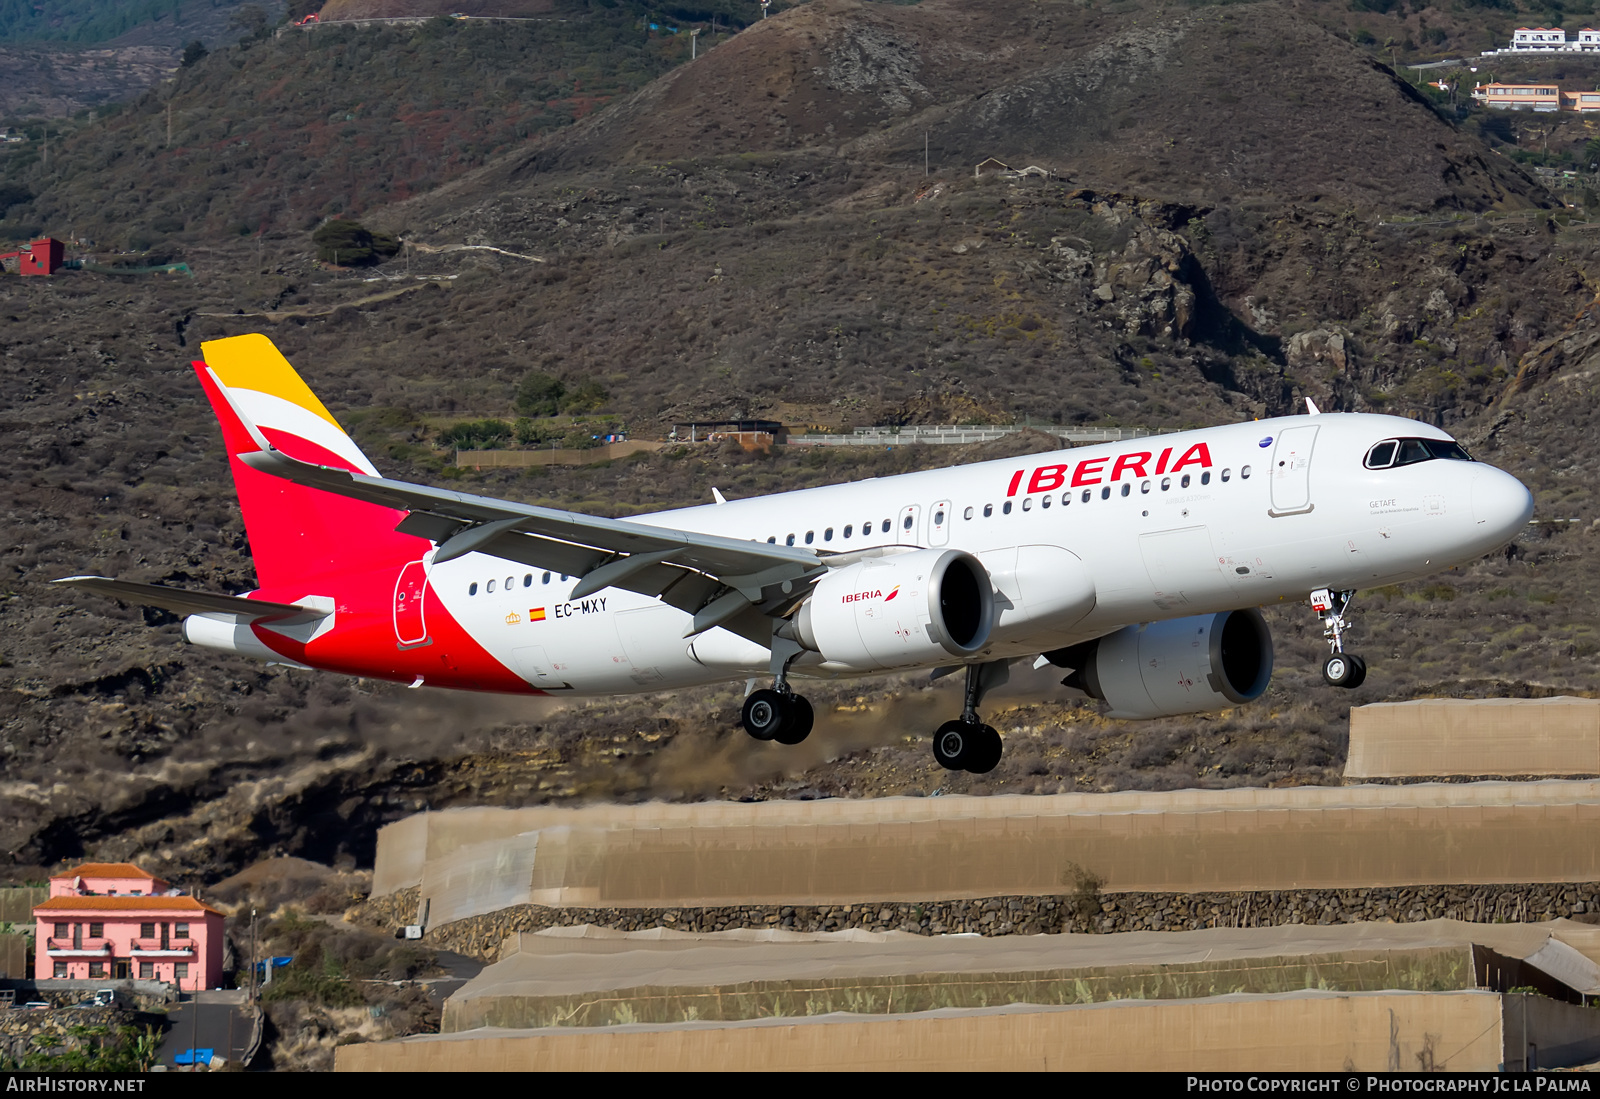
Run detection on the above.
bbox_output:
[426,413,1534,694]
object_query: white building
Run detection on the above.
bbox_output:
[1491,26,1600,53]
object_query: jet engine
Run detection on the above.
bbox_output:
[1050,608,1273,720]
[793,549,994,671]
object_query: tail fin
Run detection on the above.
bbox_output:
[196,334,427,589]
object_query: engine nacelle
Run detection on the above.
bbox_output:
[794,549,994,671]
[1057,608,1273,719]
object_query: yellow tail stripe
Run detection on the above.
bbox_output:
[200,333,342,430]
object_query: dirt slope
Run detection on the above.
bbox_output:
[529,0,1544,214]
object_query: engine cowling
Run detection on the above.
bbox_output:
[1055,608,1273,719]
[794,549,994,671]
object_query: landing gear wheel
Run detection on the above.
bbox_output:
[774,695,813,745]
[933,720,974,771]
[964,724,1003,775]
[1322,653,1366,689]
[742,689,789,741]
[1344,655,1367,689]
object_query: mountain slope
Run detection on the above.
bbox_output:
[528,0,1543,214]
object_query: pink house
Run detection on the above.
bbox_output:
[32,862,225,989]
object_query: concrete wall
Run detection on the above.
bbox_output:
[337,989,1515,1072]
[371,785,1600,923]
[1347,698,1600,778]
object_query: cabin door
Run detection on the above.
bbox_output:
[1269,426,1319,517]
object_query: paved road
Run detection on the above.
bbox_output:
[155,990,256,1070]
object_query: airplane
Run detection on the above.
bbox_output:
[56,335,1534,774]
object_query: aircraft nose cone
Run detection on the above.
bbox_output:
[1472,467,1534,541]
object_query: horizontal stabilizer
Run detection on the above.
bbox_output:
[54,577,323,621]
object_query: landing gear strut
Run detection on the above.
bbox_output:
[1311,587,1367,689]
[741,640,814,745]
[932,662,1005,774]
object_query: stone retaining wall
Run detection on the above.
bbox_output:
[358,882,1600,963]
[0,1005,123,1062]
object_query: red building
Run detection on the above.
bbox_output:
[0,238,63,276]
[32,862,226,989]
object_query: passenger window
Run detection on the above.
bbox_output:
[487,579,496,593]
[983,504,993,517]
[1062,492,1071,506]
[1081,489,1091,503]
[1221,469,1231,482]
[903,514,913,530]
[844,525,853,538]
[1181,474,1191,488]
[805,531,814,545]
[1241,465,1252,479]
[1200,471,1211,485]
[469,582,478,596]
[1161,477,1171,491]
[1022,497,1032,511]
[962,508,972,521]
[786,534,795,546]
[882,519,891,534]
[1100,486,1110,500]
[505,576,514,591]
[1041,495,1051,509]
[1141,480,1151,494]
[934,509,945,525]
[542,572,551,583]
[1003,501,1013,514]
[767,536,776,543]
[524,574,532,587]
[824,527,834,542]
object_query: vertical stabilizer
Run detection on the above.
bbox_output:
[196,334,427,589]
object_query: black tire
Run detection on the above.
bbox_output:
[965,724,1003,775]
[774,695,813,745]
[1345,655,1368,690]
[742,689,789,741]
[1322,653,1356,688]
[932,720,974,770]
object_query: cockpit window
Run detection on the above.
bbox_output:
[1365,437,1474,470]
[1364,441,1397,468]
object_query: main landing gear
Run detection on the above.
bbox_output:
[741,687,814,745]
[931,662,1005,775]
[1311,587,1367,689]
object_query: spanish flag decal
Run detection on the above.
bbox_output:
[528,607,547,622]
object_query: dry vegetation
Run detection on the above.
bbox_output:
[1,0,1599,893]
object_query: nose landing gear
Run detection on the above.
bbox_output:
[931,661,1006,774]
[1311,587,1367,689]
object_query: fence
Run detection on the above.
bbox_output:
[454,441,663,468]
[784,425,1159,448]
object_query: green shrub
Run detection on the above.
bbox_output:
[515,371,566,416]
[440,419,512,449]
[311,218,400,266]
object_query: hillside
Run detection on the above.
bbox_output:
[0,9,695,245]
[4,0,1600,885]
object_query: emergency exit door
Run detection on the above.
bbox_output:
[393,560,430,648]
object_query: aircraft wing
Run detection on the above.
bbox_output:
[235,434,825,640]
[53,577,327,622]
